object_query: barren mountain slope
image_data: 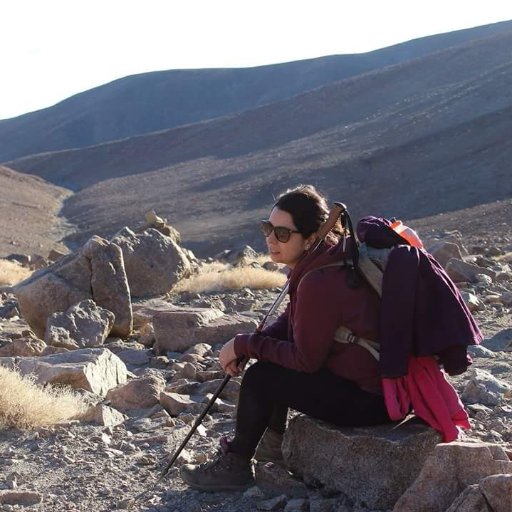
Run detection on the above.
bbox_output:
[1,20,510,161]
[4,29,511,255]
[0,166,72,257]
[57,99,512,256]
[7,27,512,191]
[409,199,512,249]
[3,28,512,256]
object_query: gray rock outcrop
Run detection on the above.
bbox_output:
[111,227,193,298]
[13,236,132,338]
[394,442,512,511]
[283,415,441,510]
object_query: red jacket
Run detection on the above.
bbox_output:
[234,240,383,394]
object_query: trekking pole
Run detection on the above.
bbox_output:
[129,202,346,506]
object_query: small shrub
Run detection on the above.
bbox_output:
[0,366,87,430]
[0,259,32,286]
[174,260,286,294]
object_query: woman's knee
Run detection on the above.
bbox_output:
[241,361,277,392]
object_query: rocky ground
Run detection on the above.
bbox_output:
[0,219,511,512]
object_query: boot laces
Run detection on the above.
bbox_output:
[196,437,234,474]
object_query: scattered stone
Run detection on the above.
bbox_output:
[0,337,47,357]
[0,490,43,506]
[44,299,115,349]
[445,258,496,283]
[482,328,512,352]
[460,291,483,312]
[81,403,127,426]
[461,368,512,406]
[11,347,128,396]
[106,371,166,411]
[141,210,181,244]
[427,241,465,268]
[159,391,202,416]
[216,245,258,266]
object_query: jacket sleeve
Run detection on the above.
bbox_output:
[234,270,343,373]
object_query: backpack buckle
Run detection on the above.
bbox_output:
[347,332,358,344]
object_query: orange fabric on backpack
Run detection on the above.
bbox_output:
[390,220,424,249]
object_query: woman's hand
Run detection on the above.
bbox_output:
[219,337,244,377]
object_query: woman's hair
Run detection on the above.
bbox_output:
[274,184,343,244]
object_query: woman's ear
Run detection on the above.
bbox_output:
[305,233,317,250]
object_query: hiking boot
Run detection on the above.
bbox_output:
[180,437,254,492]
[255,428,284,464]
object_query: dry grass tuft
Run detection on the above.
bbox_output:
[0,366,87,430]
[0,259,32,286]
[174,260,286,294]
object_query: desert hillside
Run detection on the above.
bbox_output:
[0,166,71,257]
[0,20,510,161]
[1,23,511,257]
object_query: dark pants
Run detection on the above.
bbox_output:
[230,362,391,458]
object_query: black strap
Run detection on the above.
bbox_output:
[341,209,361,289]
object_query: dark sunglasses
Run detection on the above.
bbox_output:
[259,220,301,243]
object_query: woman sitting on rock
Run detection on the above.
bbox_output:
[181,186,396,491]
[180,184,393,491]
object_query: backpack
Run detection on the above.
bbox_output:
[330,214,424,360]
[328,209,481,378]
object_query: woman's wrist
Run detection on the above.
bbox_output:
[233,333,250,357]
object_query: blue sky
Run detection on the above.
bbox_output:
[1,0,512,120]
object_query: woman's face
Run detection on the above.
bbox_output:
[264,207,315,269]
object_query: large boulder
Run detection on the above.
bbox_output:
[3,347,128,397]
[13,236,132,338]
[283,415,440,510]
[111,227,193,298]
[152,307,257,354]
[394,442,512,511]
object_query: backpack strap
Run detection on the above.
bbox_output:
[298,261,382,361]
[333,325,380,361]
[357,243,386,298]
[298,261,348,285]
